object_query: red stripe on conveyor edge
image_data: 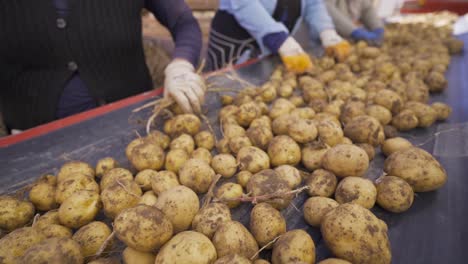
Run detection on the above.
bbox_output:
[0,58,260,147]
[401,1,468,15]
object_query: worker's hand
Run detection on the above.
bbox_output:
[351,28,379,42]
[278,37,313,74]
[371,28,385,46]
[164,59,205,114]
[320,29,351,62]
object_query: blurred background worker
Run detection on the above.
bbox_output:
[325,0,385,44]
[206,0,352,73]
[0,0,204,132]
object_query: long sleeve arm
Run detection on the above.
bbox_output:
[324,1,358,38]
[303,0,336,35]
[360,0,384,30]
[145,0,202,67]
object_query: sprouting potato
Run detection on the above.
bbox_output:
[100,168,133,190]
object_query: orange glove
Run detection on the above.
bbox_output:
[278,37,314,74]
[320,29,351,62]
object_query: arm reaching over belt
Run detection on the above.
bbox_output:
[278,37,314,74]
[320,30,351,62]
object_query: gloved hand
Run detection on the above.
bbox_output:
[371,28,385,46]
[164,59,205,114]
[351,28,379,42]
[278,37,313,74]
[320,29,351,62]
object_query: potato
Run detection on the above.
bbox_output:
[272,114,297,135]
[318,259,352,264]
[376,176,414,213]
[268,135,301,167]
[220,105,240,120]
[308,98,328,113]
[96,157,119,178]
[381,137,412,156]
[215,254,252,264]
[361,46,380,58]
[237,146,270,173]
[127,141,165,171]
[269,98,296,119]
[250,203,286,248]
[0,227,45,262]
[229,135,253,154]
[287,119,318,143]
[114,205,173,252]
[135,169,156,191]
[247,169,291,210]
[340,101,365,124]
[271,229,315,264]
[290,107,315,119]
[391,109,419,131]
[192,202,231,239]
[156,186,200,233]
[322,144,369,177]
[223,124,246,139]
[165,149,189,173]
[314,113,341,128]
[123,247,156,264]
[335,177,377,209]
[431,102,452,121]
[274,165,302,189]
[146,130,171,149]
[195,131,215,150]
[237,101,262,127]
[55,173,99,204]
[305,169,337,197]
[316,120,344,147]
[165,114,201,136]
[425,71,447,92]
[101,179,142,219]
[57,161,95,182]
[247,126,273,150]
[215,183,244,209]
[151,170,180,195]
[303,197,339,227]
[301,142,328,171]
[383,125,398,138]
[217,138,231,154]
[126,138,147,158]
[155,231,217,264]
[373,89,403,114]
[170,133,195,154]
[324,99,344,117]
[357,143,376,161]
[344,115,385,147]
[40,224,72,239]
[237,171,253,188]
[366,105,392,125]
[59,190,100,228]
[0,196,34,231]
[179,159,215,194]
[404,101,437,128]
[192,147,213,164]
[254,260,270,264]
[72,221,112,257]
[250,116,272,129]
[221,95,234,105]
[139,191,158,206]
[20,237,83,264]
[33,211,60,230]
[212,221,259,259]
[28,180,57,211]
[321,203,391,264]
[384,147,447,192]
[100,168,133,190]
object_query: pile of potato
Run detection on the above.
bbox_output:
[0,23,461,264]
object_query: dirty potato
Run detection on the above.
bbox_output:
[381,137,413,156]
[192,203,232,239]
[195,131,215,150]
[212,154,238,178]
[274,165,302,189]
[335,177,377,209]
[179,159,215,194]
[271,229,315,264]
[20,237,83,264]
[305,169,338,197]
[376,176,414,213]
[237,146,270,174]
[268,136,301,167]
[250,203,286,248]
[101,179,142,219]
[303,197,339,227]
[72,221,112,257]
[246,169,292,210]
[215,183,244,209]
[135,169,157,191]
[58,190,101,228]
[212,221,259,259]
[322,144,369,177]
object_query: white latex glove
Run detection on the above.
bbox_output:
[164,59,205,114]
[320,29,344,47]
[278,37,313,73]
[278,36,306,57]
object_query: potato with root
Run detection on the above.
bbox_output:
[344,115,385,147]
[195,130,215,150]
[381,137,413,156]
[192,147,213,164]
[0,227,45,262]
[214,254,252,264]
[376,176,414,213]
[268,135,301,167]
[303,197,339,227]
[287,118,318,143]
[155,186,200,233]
[321,203,391,264]
[123,247,156,264]
[215,183,244,209]
[155,231,217,264]
[384,147,447,192]
[301,142,328,171]
[246,169,292,210]
[101,179,142,219]
[146,130,171,150]
[391,109,419,131]
[271,229,316,264]
[170,133,195,154]
[0,196,35,231]
[151,170,180,195]
[165,148,189,173]
[100,168,133,190]
[20,237,83,264]
[95,157,119,178]
[306,169,337,197]
[212,154,238,178]
[59,190,101,228]
[192,202,232,239]
[431,102,452,121]
[250,203,286,248]
[322,144,369,178]
[135,169,156,191]
[335,177,377,209]
[274,165,302,189]
[33,210,61,230]
[72,221,112,258]
[179,158,215,194]
[237,146,270,173]
[57,161,95,182]
[212,220,259,259]
[126,139,165,171]
[114,205,173,252]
